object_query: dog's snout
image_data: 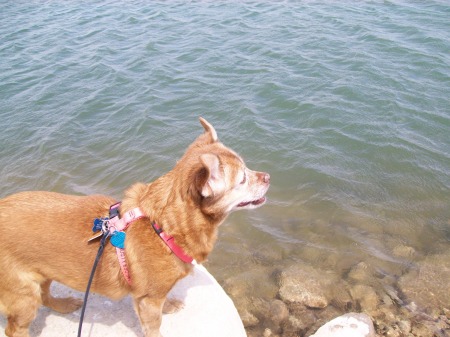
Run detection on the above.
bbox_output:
[258,172,270,184]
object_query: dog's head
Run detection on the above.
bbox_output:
[179,118,270,219]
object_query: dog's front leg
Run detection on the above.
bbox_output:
[133,296,165,337]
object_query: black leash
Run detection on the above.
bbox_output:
[78,204,119,336]
[77,231,110,337]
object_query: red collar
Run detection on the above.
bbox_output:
[151,222,195,264]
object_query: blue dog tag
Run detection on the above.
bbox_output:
[110,231,126,249]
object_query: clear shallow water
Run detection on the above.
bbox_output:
[1,0,450,332]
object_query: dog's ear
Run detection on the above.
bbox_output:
[199,117,218,142]
[194,117,218,146]
[199,153,224,198]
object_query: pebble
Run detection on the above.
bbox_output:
[398,320,411,335]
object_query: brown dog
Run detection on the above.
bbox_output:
[0,118,270,337]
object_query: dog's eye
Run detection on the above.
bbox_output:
[240,172,247,185]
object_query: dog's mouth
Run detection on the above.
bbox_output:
[237,196,266,208]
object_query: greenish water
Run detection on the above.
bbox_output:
[1,1,449,334]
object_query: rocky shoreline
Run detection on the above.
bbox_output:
[220,247,450,337]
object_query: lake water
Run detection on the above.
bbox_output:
[1,1,449,335]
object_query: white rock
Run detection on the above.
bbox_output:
[0,264,246,337]
[310,313,375,337]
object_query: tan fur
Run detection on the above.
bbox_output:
[0,118,270,337]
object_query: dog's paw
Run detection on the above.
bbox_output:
[47,296,83,314]
[162,298,184,314]
[64,297,84,313]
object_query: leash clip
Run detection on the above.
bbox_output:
[101,219,110,234]
[88,217,111,242]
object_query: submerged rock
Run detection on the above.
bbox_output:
[223,266,279,300]
[241,309,259,328]
[310,313,376,337]
[392,245,416,259]
[282,314,314,336]
[268,299,289,326]
[349,284,379,312]
[278,264,337,309]
[398,253,450,312]
[347,262,374,283]
[281,304,318,335]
